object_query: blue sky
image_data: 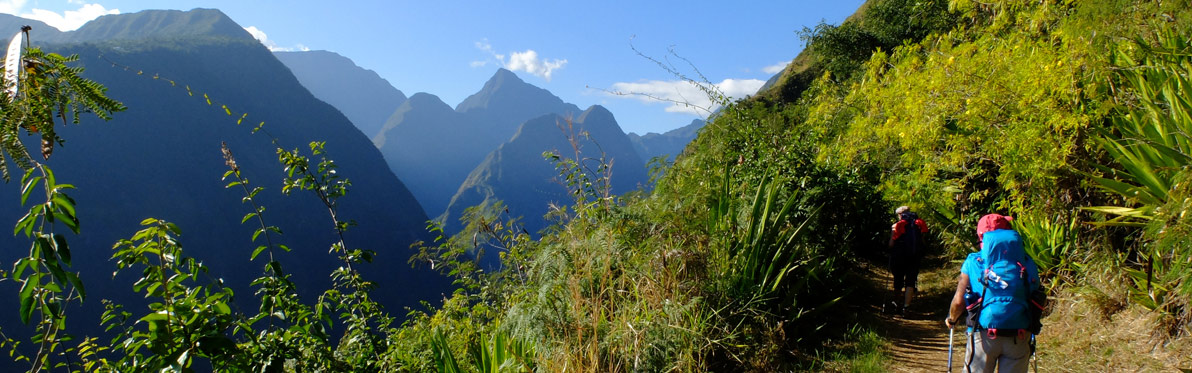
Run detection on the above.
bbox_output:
[0,0,864,135]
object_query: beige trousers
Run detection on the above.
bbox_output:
[963,330,1030,373]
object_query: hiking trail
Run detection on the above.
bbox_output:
[857,258,963,372]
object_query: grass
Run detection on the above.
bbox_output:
[1037,269,1192,372]
[811,324,888,373]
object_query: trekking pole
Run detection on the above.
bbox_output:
[947,325,954,372]
[1031,334,1037,373]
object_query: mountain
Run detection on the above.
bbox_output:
[0,13,62,40]
[628,118,706,163]
[69,8,253,42]
[275,50,407,138]
[374,68,581,218]
[0,9,447,343]
[456,68,581,134]
[443,105,648,238]
[0,8,249,44]
[372,92,472,219]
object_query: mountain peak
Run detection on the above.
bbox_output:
[577,105,615,124]
[454,68,581,131]
[406,92,451,107]
[68,8,253,43]
[456,68,546,113]
[490,68,523,84]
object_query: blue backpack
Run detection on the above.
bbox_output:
[964,229,1041,334]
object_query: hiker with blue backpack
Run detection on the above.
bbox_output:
[945,213,1047,372]
[888,206,929,317]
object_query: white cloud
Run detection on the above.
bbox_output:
[472,40,566,81]
[506,50,566,81]
[244,26,270,45]
[0,0,29,15]
[763,61,790,74]
[474,40,503,61]
[19,3,118,31]
[607,78,765,115]
[244,26,308,52]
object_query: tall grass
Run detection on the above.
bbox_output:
[709,168,822,299]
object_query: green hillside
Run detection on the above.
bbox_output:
[395,0,1192,371]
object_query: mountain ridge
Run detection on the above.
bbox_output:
[628,118,705,163]
[375,68,583,218]
[275,49,407,139]
[0,8,252,44]
[442,104,648,237]
[0,10,448,350]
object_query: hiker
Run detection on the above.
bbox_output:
[888,206,928,316]
[945,213,1042,373]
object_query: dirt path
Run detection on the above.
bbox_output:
[857,258,965,372]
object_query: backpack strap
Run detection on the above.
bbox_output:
[975,275,989,332]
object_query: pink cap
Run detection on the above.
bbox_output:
[977,213,1013,240]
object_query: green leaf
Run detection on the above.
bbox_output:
[19,273,38,324]
[43,167,56,189]
[1080,206,1153,219]
[145,282,161,297]
[66,271,85,300]
[52,211,80,234]
[14,210,37,237]
[42,282,62,293]
[251,245,267,261]
[43,261,69,294]
[213,301,231,315]
[20,176,42,205]
[51,234,71,266]
[139,311,168,323]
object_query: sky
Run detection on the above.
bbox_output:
[0,0,865,135]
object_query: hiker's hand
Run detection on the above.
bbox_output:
[945,317,955,329]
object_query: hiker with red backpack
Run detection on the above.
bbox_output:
[888,206,929,317]
[945,213,1046,373]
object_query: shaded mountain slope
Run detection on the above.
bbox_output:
[0,10,447,342]
[275,50,407,138]
[443,105,648,237]
[628,118,705,163]
[375,68,582,217]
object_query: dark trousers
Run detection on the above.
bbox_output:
[889,253,921,291]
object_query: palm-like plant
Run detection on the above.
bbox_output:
[1086,28,1192,226]
[1087,28,1192,316]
